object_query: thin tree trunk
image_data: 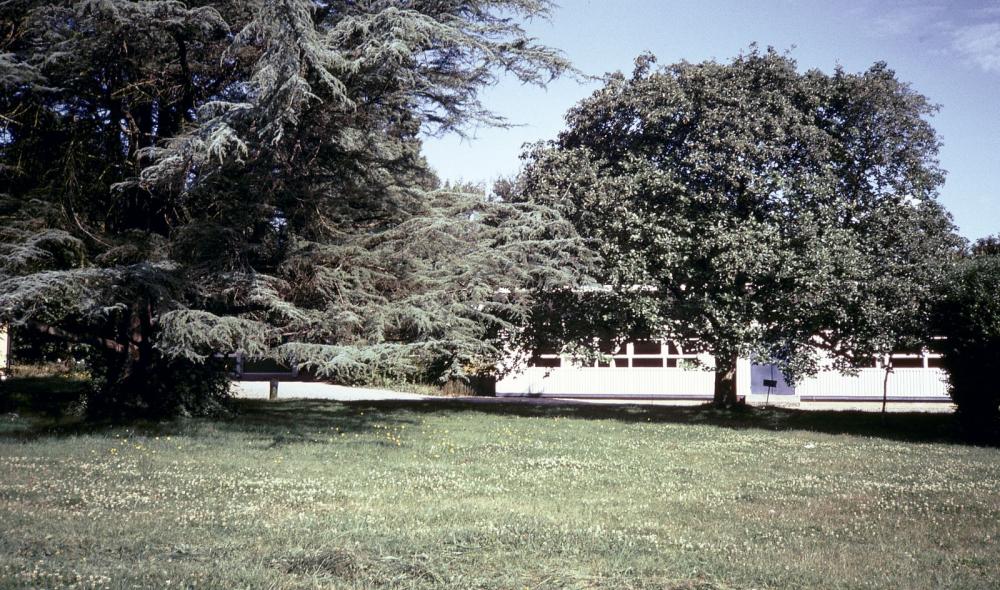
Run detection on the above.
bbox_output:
[713,352,740,407]
[121,300,155,391]
[882,358,892,416]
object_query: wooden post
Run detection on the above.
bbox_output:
[269,379,279,401]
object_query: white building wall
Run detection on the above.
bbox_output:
[793,368,949,401]
[497,366,716,399]
[497,344,951,402]
[0,325,9,376]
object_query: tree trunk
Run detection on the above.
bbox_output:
[89,299,158,417]
[713,352,740,407]
[882,358,892,417]
[121,300,156,393]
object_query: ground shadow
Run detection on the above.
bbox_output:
[326,397,997,447]
[0,377,414,446]
[1,376,995,447]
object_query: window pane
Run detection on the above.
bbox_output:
[633,341,662,355]
[599,340,624,354]
[632,358,663,368]
[530,355,561,368]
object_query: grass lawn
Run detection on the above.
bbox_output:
[1,377,999,589]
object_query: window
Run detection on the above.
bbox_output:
[890,356,924,369]
[632,358,664,368]
[633,341,662,355]
[598,340,624,354]
[529,353,561,368]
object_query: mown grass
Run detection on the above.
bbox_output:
[0,378,998,589]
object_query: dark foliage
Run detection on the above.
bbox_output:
[934,238,1000,437]
[0,0,586,416]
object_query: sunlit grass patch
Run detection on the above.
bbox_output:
[0,390,998,589]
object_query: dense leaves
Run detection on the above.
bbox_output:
[933,238,1000,437]
[0,0,586,415]
[512,48,961,404]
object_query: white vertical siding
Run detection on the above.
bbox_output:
[796,368,949,400]
[497,348,952,401]
[496,366,716,398]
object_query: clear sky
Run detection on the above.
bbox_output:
[421,0,1000,241]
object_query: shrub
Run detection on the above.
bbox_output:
[934,246,1000,438]
[84,350,231,419]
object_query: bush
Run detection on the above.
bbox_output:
[85,349,232,419]
[9,325,88,367]
[934,248,1000,438]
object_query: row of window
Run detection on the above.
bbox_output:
[530,356,696,369]
[528,343,946,370]
[530,340,697,369]
[868,354,944,369]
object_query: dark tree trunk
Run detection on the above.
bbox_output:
[713,352,740,407]
[89,299,159,417]
[121,299,156,394]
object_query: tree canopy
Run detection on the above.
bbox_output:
[933,237,1000,438]
[511,48,961,405]
[0,0,588,415]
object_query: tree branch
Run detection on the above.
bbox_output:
[28,321,127,354]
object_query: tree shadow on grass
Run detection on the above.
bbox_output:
[212,399,420,448]
[0,375,88,417]
[2,375,994,447]
[327,397,998,448]
[0,378,413,447]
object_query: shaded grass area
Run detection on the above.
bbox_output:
[1,377,999,589]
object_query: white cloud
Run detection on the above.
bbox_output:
[863,3,948,38]
[973,6,1000,19]
[953,22,1000,73]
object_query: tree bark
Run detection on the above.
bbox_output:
[713,352,740,407]
[119,299,156,393]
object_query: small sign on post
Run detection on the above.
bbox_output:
[269,379,279,401]
[762,378,778,406]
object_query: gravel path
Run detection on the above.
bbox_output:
[230,381,953,412]
[231,381,432,401]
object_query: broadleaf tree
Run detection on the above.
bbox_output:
[0,0,591,415]
[510,48,961,406]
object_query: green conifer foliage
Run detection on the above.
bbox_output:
[0,0,586,415]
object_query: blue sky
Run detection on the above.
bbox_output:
[421,0,1000,241]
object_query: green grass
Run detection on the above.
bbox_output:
[1,378,998,589]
